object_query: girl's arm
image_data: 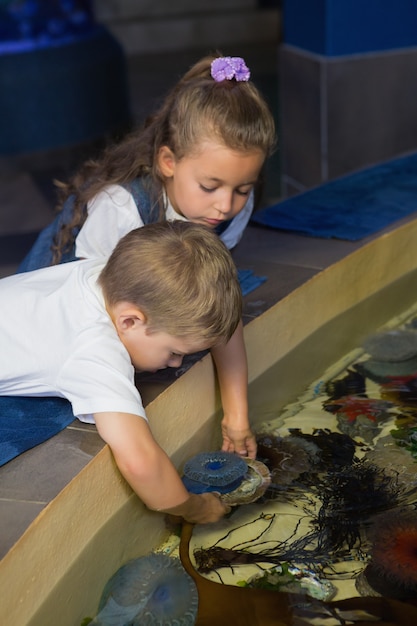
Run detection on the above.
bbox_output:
[94,411,230,523]
[210,321,257,459]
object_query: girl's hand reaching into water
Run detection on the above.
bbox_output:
[221,419,257,459]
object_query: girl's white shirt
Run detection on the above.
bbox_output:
[75,184,253,259]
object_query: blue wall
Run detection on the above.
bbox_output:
[284,0,417,56]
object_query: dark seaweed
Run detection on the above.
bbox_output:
[287,429,359,471]
[325,369,367,400]
[312,460,403,556]
[194,442,411,581]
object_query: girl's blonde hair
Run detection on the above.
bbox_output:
[99,221,242,343]
[52,52,276,262]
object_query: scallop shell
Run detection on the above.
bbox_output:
[220,458,271,505]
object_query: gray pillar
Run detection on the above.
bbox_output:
[280,0,417,196]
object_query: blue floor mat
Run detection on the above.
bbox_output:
[0,396,75,466]
[238,269,267,296]
[252,152,417,240]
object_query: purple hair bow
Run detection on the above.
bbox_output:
[211,57,251,82]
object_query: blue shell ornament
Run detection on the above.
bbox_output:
[89,553,198,625]
[182,451,248,494]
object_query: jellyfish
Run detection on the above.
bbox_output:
[89,553,198,625]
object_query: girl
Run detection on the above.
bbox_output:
[18,53,276,460]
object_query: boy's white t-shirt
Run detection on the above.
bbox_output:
[75,185,253,259]
[0,259,145,424]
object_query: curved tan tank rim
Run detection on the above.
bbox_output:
[2,217,417,626]
[245,221,417,382]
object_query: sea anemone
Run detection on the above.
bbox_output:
[256,433,316,487]
[358,509,417,599]
[89,553,198,625]
[366,436,417,486]
[287,429,358,471]
[323,396,393,443]
[182,451,248,494]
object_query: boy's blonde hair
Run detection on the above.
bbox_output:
[99,221,242,343]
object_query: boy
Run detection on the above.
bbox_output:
[0,222,243,523]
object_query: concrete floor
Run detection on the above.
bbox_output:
[0,43,405,559]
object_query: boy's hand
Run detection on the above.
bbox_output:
[163,492,231,524]
[221,418,257,459]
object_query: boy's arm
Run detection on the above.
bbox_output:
[94,411,230,523]
[210,321,257,459]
